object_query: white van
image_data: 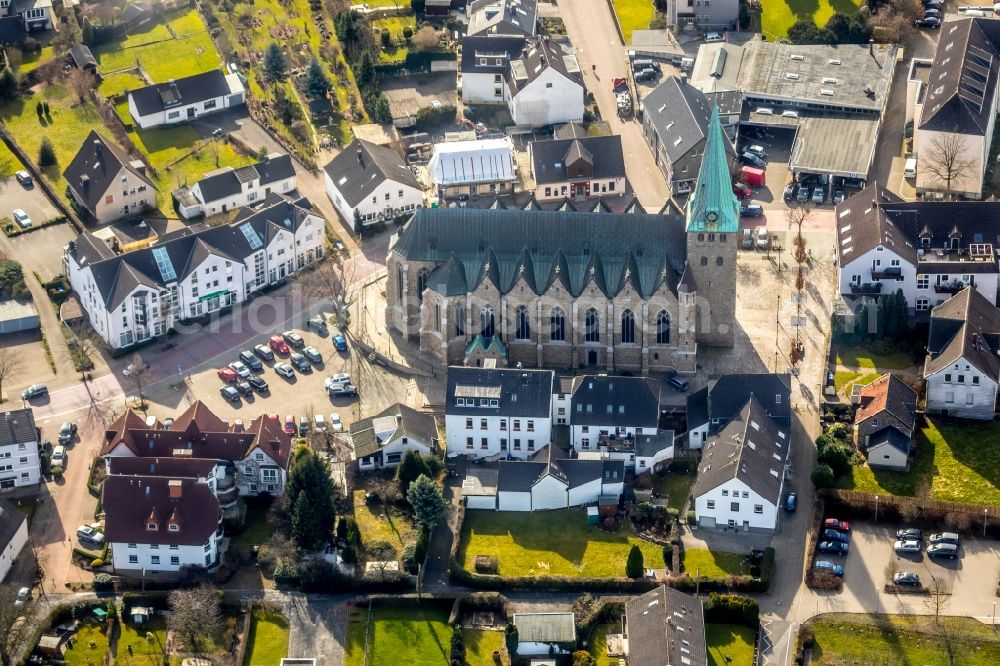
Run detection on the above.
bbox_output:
[903,157,917,179]
[51,445,67,469]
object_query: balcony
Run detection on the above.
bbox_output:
[871,267,902,280]
[850,283,882,295]
[934,281,969,294]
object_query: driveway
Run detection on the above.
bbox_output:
[0,176,59,228]
[282,594,349,666]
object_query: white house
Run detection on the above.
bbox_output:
[64,194,325,350]
[493,450,624,512]
[0,498,28,582]
[1,0,52,31]
[460,35,526,105]
[323,139,424,227]
[446,367,554,459]
[686,373,791,450]
[0,408,40,489]
[428,137,516,199]
[64,130,157,225]
[506,39,583,127]
[691,396,789,532]
[174,154,296,219]
[350,403,439,471]
[924,287,1000,419]
[128,70,245,130]
[102,476,225,574]
[511,612,576,656]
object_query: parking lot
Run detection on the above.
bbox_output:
[0,174,60,229]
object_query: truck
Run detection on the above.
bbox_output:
[740,166,766,187]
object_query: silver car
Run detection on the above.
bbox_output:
[894,539,922,554]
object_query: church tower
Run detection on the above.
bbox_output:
[684,104,739,347]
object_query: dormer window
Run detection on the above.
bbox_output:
[147,523,158,531]
[168,524,179,532]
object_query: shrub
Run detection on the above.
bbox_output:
[50,465,64,478]
[401,543,417,573]
[402,26,413,40]
[811,464,834,489]
[91,558,103,568]
[38,137,57,167]
[818,443,852,477]
[625,545,644,578]
[414,527,430,565]
[826,423,850,441]
[450,626,465,662]
[704,592,759,627]
[798,624,816,649]
[22,37,40,53]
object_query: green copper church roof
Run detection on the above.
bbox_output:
[685,104,740,233]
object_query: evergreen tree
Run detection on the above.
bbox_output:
[625,544,644,578]
[406,474,445,531]
[263,43,288,82]
[356,51,375,87]
[82,17,95,47]
[291,492,315,549]
[787,20,834,45]
[411,0,426,14]
[372,94,392,124]
[305,58,331,98]
[0,68,16,102]
[811,464,835,489]
[353,208,364,235]
[38,137,56,167]
[283,447,336,551]
[396,450,431,496]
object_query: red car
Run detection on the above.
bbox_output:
[269,335,289,355]
[823,518,850,532]
[732,182,753,199]
[217,367,238,383]
[284,415,296,436]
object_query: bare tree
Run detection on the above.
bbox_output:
[167,586,223,653]
[786,205,812,368]
[411,26,441,52]
[0,346,24,402]
[920,132,976,197]
[63,320,103,382]
[0,582,25,664]
[924,577,951,622]
[124,351,149,409]
[66,67,96,105]
[298,254,357,330]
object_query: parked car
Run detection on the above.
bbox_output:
[328,382,359,397]
[927,543,959,559]
[784,492,797,512]
[896,528,923,541]
[235,380,253,397]
[822,529,849,543]
[823,518,850,532]
[283,331,305,349]
[76,525,104,545]
[254,344,275,361]
[217,367,238,383]
[740,152,766,168]
[307,316,328,334]
[811,187,825,204]
[15,170,32,186]
[331,413,343,432]
[326,373,352,388]
[732,182,752,199]
[796,185,810,202]
[303,346,323,364]
[284,415,296,436]
[705,31,724,42]
[229,361,252,380]
[239,350,263,371]
[817,541,849,555]
[929,532,960,545]
[741,229,754,250]
[274,362,295,378]
[814,561,844,577]
[57,422,77,445]
[755,227,770,250]
[51,445,67,469]
[916,16,941,27]
[313,414,327,432]
[248,376,269,393]
[741,204,764,218]
[333,333,348,352]
[12,209,31,228]
[923,7,941,16]
[298,416,309,435]
[666,375,689,392]
[14,587,30,606]
[893,571,921,586]
[894,539,922,554]
[220,385,241,402]
[289,352,311,373]
[745,144,767,158]
[833,190,846,205]
[635,68,657,82]
[783,183,796,202]
[268,335,289,355]
[21,384,47,401]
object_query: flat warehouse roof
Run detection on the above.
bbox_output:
[744,111,880,178]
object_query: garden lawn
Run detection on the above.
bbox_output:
[706,623,755,666]
[834,343,913,371]
[833,371,879,395]
[115,617,167,665]
[0,139,22,179]
[352,489,417,553]
[459,509,665,577]
[99,71,148,98]
[62,622,110,666]
[231,504,273,545]
[344,600,451,666]
[653,473,694,513]
[373,16,416,64]
[682,548,747,579]
[759,0,865,40]
[611,0,655,43]
[922,417,1000,504]
[835,460,922,497]
[19,46,57,74]
[243,608,290,666]
[587,624,618,666]
[464,628,507,666]
[808,613,1000,665]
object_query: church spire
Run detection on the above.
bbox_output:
[685,103,740,233]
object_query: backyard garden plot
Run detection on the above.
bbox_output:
[243,608,290,666]
[114,616,168,665]
[759,0,865,40]
[372,16,415,63]
[352,488,417,555]
[0,140,22,179]
[459,509,665,578]
[681,548,748,579]
[19,46,57,74]
[344,600,452,666]
[706,624,755,666]
[611,0,656,43]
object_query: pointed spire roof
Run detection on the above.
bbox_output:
[685,104,740,233]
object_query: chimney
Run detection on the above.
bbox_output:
[357,147,364,167]
[93,139,102,156]
[80,174,90,190]
[168,479,183,498]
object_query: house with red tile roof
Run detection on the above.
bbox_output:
[854,374,918,470]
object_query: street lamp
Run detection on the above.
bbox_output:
[875,495,879,522]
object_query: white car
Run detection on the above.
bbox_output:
[314,413,327,432]
[331,413,343,432]
[705,31,724,42]
[274,362,295,378]
[894,539,922,554]
[12,209,31,228]
[324,373,352,389]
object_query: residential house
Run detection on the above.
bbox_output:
[102,475,224,574]
[494,449,624,511]
[445,366,555,459]
[64,193,325,349]
[686,373,791,449]
[505,39,583,127]
[642,76,735,196]
[428,138,516,199]
[467,0,537,37]
[106,457,241,520]
[0,498,28,582]
[174,153,296,219]
[424,0,453,16]
[323,139,424,227]
[64,130,157,225]
[0,16,23,45]
[666,0,738,32]
[350,403,439,471]
[835,184,1000,311]
[624,586,707,666]
[460,35,526,105]
[853,374,917,470]
[691,396,790,532]
[912,18,1000,199]
[127,70,245,130]
[100,401,293,498]
[1,0,52,31]
[924,286,1000,419]
[0,408,40,489]
[528,135,626,201]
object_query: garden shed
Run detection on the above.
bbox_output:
[36,635,62,658]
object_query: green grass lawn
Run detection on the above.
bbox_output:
[231,504,274,546]
[459,509,665,578]
[587,624,618,666]
[0,139,22,179]
[344,601,452,666]
[62,622,110,665]
[373,16,416,63]
[99,71,148,98]
[682,548,747,579]
[464,628,507,666]
[19,46,57,74]
[115,617,167,665]
[759,0,865,40]
[835,460,921,497]
[706,623,756,666]
[611,0,656,43]
[243,608,290,666]
[808,614,1000,665]
[834,344,913,371]
[833,371,880,394]
[653,473,695,512]
[353,489,417,554]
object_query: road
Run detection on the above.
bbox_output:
[557,0,668,210]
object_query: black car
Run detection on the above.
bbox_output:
[915,16,940,27]
[302,346,323,364]
[739,152,766,168]
[289,353,311,372]
[896,528,922,541]
[253,344,275,362]
[283,331,305,349]
[783,183,796,202]
[893,571,921,586]
[239,350,264,372]
[740,204,764,218]
[666,376,689,392]
[248,376,269,393]
[817,541,849,555]
[822,529,849,543]
[220,385,241,402]
[235,380,253,397]
[927,543,958,560]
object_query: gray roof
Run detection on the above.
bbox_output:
[625,587,707,666]
[447,366,554,418]
[687,387,708,430]
[0,408,37,447]
[129,70,233,117]
[692,396,789,504]
[0,498,27,555]
[0,17,25,45]
[496,448,624,493]
[868,426,911,455]
[461,35,526,74]
[393,207,688,299]
[349,403,438,458]
[506,38,582,95]
[323,139,419,207]
[512,612,576,644]
[569,375,660,428]
[497,460,548,492]
[530,135,625,185]
[468,0,537,37]
[69,45,97,70]
[920,18,1000,135]
[926,287,1000,381]
[194,154,295,204]
[63,130,156,213]
[120,2,153,25]
[688,373,791,430]
[636,430,674,458]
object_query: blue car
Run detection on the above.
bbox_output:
[822,529,849,543]
[784,492,797,512]
[814,560,844,577]
[333,333,348,352]
[817,541,849,555]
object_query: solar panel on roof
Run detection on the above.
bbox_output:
[151,247,177,282]
[240,224,263,250]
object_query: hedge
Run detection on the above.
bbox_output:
[819,488,1000,538]
[2,215,67,238]
[704,592,759,628]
